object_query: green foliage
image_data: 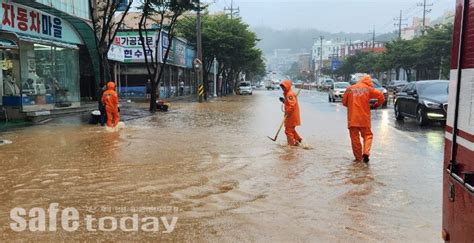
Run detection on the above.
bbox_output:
[176,14,266,83]
[337,23,453,81]
[136,0,196,112]
[287,62,312,81]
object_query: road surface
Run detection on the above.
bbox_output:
[0,90,444,242]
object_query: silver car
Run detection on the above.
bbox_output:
[238,81,253,95]
[328,82,350,102]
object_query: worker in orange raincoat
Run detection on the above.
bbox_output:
[342,75,385,163]
[101,81,120,128]
[279,80,302,146]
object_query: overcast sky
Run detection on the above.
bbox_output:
[207,0,455,33]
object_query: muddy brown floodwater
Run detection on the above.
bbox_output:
[0,90,444,242]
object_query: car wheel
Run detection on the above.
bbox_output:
[394,102,404,120]
[416,107,429,126]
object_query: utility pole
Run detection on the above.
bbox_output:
[372,25,375,49]
[418,0,433,35]
[394,10,408,39]
[319,36,324,79]
[224,0,240,19]
[213,56,217,97]
[196,0,203,102]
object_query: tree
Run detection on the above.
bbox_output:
[242,48,266,82]
[285,62,300,80]
[287,62,312,81]
[385,39,418,81]
[137,0,196,112]
[176,14,265,96]
[414,23,453,79]
[337,23,453,82]
[338,55,357,81]
[337,52,381,80]
[89,0,133,87]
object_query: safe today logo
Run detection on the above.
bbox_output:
[9,203,178,233]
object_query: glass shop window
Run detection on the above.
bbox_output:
[21,42,80,111]
[0,48,21,106]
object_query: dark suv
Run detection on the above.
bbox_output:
[394,80,449,126]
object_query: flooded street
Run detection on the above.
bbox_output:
[0,90,444,242]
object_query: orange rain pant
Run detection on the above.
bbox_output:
[106,107,120,128]
[349,127,373,161]
[285,126,302,146]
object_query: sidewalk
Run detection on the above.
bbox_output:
[122,94,197,104]
[0,94,215,130]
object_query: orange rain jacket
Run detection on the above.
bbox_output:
[280,80,301,127]
[342,76,385,128]
[101,82,120,127]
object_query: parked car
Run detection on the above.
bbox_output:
[394,80,449,126]
[238,81,253,95]
[372,79,388,107]
[388,80,408,93]
[328,82,350,102]
[320,78,334,91]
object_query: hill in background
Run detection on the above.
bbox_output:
[252,27,397,54]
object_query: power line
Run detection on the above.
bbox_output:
[376,0,433,34]
[417,0,434,35]
[375,3,418,34]
[394,10,408,39]
[367,25,376,47]
[224,0,240,19]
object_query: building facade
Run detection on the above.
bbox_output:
[311,39,386,78]
[401,17,429,40]
[109,29,197,99]
[311,40,346,77]
[297,53,311,73]
[0,0,98,119]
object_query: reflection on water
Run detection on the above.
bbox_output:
[0,91,443,241]
[377,109,391,142]
[426,131,444,151]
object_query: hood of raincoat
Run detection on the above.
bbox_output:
[280,80,293,94]
[107,82,116,90]
[358,75,374,87]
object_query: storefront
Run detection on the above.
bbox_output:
[0,1,84,114]
[111,30,197,98]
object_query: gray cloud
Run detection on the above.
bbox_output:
[209,0,454,33]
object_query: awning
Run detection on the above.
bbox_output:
[17,34,79,49]
[0,38,17,48]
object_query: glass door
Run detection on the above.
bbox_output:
[0,47,21,106]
